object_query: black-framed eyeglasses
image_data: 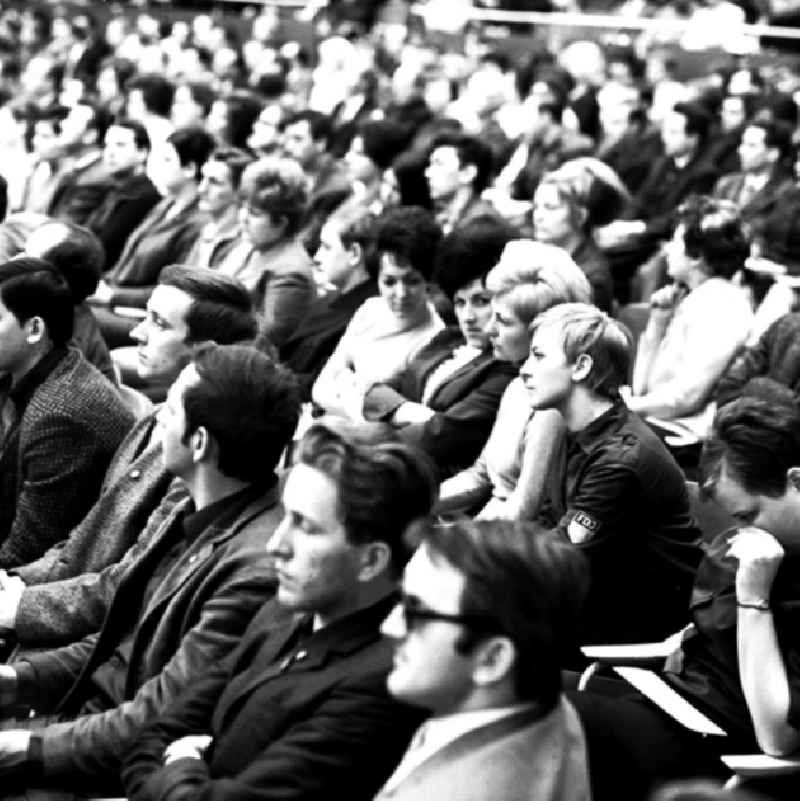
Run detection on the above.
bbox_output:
[397,593,495,632]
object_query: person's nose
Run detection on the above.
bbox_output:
[266,516,292,558]
[380,603,407,640]
[130,320,146,344]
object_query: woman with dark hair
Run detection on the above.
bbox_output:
[532,157,629,313]
[362,216,518,478]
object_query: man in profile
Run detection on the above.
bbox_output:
[376,518,591,801]
[122,421,436,801]
[0,267,258,647]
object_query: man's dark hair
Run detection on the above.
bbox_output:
[375,206,442,282]
[182,81,215,117]
[0,257,73,346]
[34,222,105,302]
[294,421,437,576]
[33,104,69,135]
[538,100,566,125]
[673,101,713,144]
[281,109,332,146]
[407,518,589,711]
[127,74,175,119]
[434,214,517,300]
[676,196,748,280]
[158,265,258,344]
[168,126,216,181]
[338,209,379,279]
[182,343,300,481]
[220,91,263,151]
[429,133,494,195]
[702,396,800,499]
[744,118,793,160]
[358,120,410,170]
[206,147,254,191]
[109,117,150,152]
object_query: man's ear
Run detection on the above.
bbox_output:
[192,426,212,464]
[787,466,800,492]
[472,636,516,687]
[357,541,392,582]
[572,353,593,383]
[24,316,46,346]
[348,242,362,267]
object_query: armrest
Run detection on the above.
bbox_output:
[722,753,800,789]
[581,641,674,667]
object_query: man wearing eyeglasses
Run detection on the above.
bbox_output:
[376,517,591,801]
[122,421,435,801]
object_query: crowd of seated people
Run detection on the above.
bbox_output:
[1,2,800,800]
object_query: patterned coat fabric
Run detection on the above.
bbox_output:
[12,413,176,647]
[0,348,134,568]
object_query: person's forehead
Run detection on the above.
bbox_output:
[203,160,233,183]
[320,222,342,247]
[742,126,766,146]
[454,277,488,299]
[149,284,193,324]
[403,544,465,613]
[283,462,340,524]
[106,126,136,145]
[430,145,459,166]
[531,322,565,352]
[379,252,421,279]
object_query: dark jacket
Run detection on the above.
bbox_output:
[103,194,205,308]
[82,172,162,269]
[714,312,800,407]
[363,328,517,479]
[122,594,423,801]
[14,483,282,784]
[573,237,614,314]
[279,279,378,399]
[0,348,134,568]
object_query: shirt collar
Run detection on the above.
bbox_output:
[9,346,68,412]
[571,398,627,452]
[181,476,277,545]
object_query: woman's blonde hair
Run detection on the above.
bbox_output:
[485,240,592,326]
[538,157,631,231]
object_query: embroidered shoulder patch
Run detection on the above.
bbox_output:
[567,511,600,544]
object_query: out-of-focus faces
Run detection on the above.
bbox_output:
[344,135,376,184]
[172,85,205,129]
[313,221,356,293]
[281,119,319,167]
[248,104,283,154]
[738,125,774,174]
[32,120,62,160]
[103,124,146,176]
[197,159,237,217]
[377,252,428,323]
[661,110,694,159]
[532,183,578,247]
[425,145,463,203]
[147,142,188,196]
[239,203,286,249]
[453,277,492,350]
[721,95,747,133]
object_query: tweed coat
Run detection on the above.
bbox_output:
[10,412,175,646]
[0,348,134,568]
[13,483,282,785]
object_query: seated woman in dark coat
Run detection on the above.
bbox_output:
[363,215,518,479]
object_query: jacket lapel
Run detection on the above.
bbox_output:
[141,487,279,620]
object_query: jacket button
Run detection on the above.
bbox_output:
[129,468,141,479]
